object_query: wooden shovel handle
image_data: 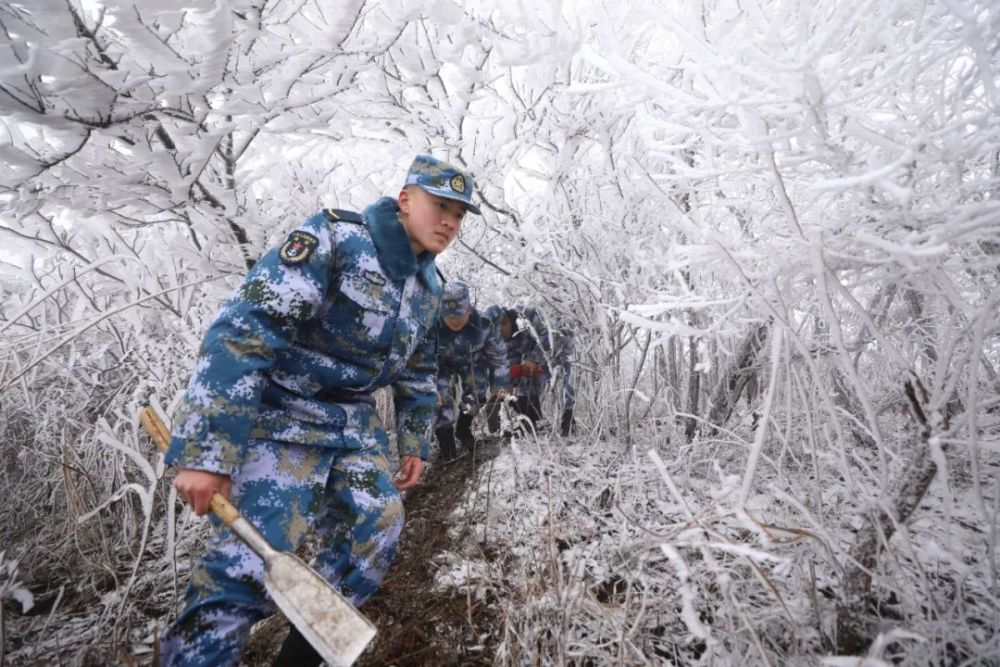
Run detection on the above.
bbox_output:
[139,406,240,527]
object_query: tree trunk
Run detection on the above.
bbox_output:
[683,336,701,442]
[817,312,877,450]
[222,130,256,271]
[835,381,938,654]
[623,328,652,445]
[703,321,769,434]
[667,336,680,409]
[829,366,876,449]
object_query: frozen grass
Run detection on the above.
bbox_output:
[433,417,1000,666]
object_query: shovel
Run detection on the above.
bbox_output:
[139,406,377,667]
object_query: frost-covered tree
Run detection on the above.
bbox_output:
[0,0,540,659]
[419,0,999,663]
[1,0,998,663]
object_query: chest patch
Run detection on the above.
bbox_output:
[279,231,319,265]
[363,270,387,286]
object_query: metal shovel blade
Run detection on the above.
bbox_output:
[264,550,377,667]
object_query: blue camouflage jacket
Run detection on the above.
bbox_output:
[512,308,572,367]
[502,307,559,395]
[507,307,551,367]
[166,197,442,475]
[436,309,510,400]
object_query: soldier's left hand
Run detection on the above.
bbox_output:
[394,455,424,490]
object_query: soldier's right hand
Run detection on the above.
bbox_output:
[521,360,542,376]
[174,468,233,516]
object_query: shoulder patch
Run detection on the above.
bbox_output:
[324,208,364,224]
[278,230,319,265]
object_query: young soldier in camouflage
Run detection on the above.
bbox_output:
[161,155,480,666]
[434,282,509,461]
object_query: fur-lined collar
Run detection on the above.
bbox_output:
[363,197,440,293]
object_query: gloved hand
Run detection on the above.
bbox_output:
[510,363,544,378]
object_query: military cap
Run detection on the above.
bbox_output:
[404,155,481,214]
[442,281,471,317]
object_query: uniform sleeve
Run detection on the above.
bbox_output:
[393,323,439,460]
[166,213,336,475]
[554,330,574,365]
[485,325,511,391]
[521,313,552,368]
[436,370,452,400]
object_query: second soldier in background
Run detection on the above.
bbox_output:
[434,282,509,462]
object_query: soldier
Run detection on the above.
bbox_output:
[495,306,578,436]
[481,304,513,435]
[434,282,509,462]
[497,306,549,429]
[483,304,505,327]
[161,154,480,666]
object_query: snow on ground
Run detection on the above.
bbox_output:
[429,421,1000,665]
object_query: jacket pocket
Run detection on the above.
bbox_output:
[338,273,394,314]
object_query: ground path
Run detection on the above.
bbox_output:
[243,439,505,666]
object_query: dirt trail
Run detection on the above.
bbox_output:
[243,439,504,666]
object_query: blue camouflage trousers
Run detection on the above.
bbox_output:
[512,369,548,400]
[434,372,491,429]
[160,437,403,666]
[435,389,489,428]
[558,360,575,411]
